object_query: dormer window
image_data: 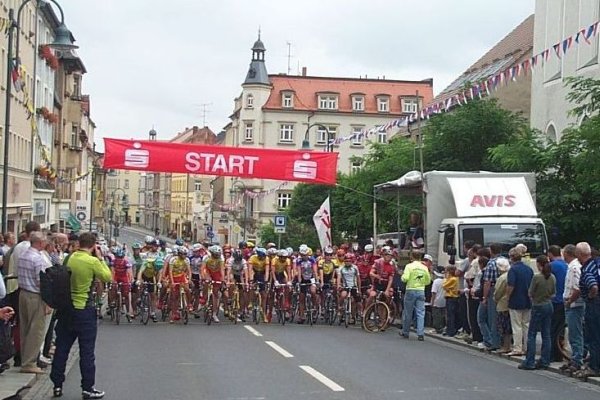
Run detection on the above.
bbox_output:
[377,96,390,113]
[352,96,364,111]
[282,92,294,108]
[246,94,254,109]
[403,98,419,113]
[318,94,338,110]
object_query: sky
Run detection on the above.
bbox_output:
[57,0,535,150]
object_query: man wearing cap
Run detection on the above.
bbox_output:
[400,251,431,341]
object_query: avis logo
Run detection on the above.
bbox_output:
[293,153,317,179]
[470,195,516,207]
[124,142,149,168]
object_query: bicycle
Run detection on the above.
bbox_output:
[305,286,319,326]
[160,285,171,322]
[339,287,358,328]
[112,282,132,325]
[289,283,300,323]
[203,281,223,326]
[273,282,289,326]
[362,290,391,333]
[138,282,153,325]
[229,283,243,324]
[250,282,264,325]
[175,282,189,325]
[322,286,337,325]
[91,281,105,320]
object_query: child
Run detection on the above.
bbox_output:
[443,265,459,337]
[430,266,446,334]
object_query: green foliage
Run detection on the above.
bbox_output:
[565,76,600,118]
[259,221,320,250]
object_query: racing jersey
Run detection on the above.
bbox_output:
[248,255,268,273]
[190,256,203,275]
[339,264,359,288]
[141,259,161,279]
[332,258,344,269]
[112,258,132,280]
[358,254,377,280]
[170,257,190,278]
[203,255,224,273]
[297,258,316,281]
[272,257,290,274]
[227,257,247,276]
[318,259,336,283]
[373,258,396,283]
[131,255,144,277]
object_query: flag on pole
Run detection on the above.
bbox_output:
[313,196,332,249]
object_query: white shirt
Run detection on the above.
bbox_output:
[431,278,446,308]
[7,241,30,293]
[563,258,583,307]
[0,271,6,299]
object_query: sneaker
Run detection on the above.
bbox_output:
[212,315,220,323]
[418,336,424,341]
[477,342,486,349]
[82,387,105,399]
[39,354,52,365]
[53,387,63,397]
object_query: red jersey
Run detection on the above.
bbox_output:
[112,258,132,281]
[372,258,395,283]
[358,254,377,280]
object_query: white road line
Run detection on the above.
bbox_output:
[299,365,345,392]
[264,341,294,358]
[243,325,263,337]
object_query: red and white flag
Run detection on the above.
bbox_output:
[313,197,332,249]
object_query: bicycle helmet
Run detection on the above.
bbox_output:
[132,242,142,250]
[208,245,222,256]
[177,247,188,256]
[154,258,164,269]
[277,249,289,258]
[192,243,203,252]
[232,249,244,261]
[266,242,276,249]
[110,246,120,254]
[364,244,374,253]
[246,241,255,248]
[324,246,334,256]
[286,247,294,255]
[255,247,267,257]
[238,241,247,249]
[382,246,393,256]
[299,245,309,256]
[144,235,154,245]
[165,248,173,255]
[175,238,184,246]
[267,247,278,256]
[114,248,125,258]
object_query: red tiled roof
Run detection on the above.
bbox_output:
[263,75,434,114]
[434,14,534,103]
[170,126,216,144]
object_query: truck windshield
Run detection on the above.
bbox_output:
[459,223,547,257]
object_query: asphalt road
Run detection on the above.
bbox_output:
[40,316,600,400]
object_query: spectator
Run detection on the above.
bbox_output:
[400,251,431,341]
[518,255,555,370]
[464,244,483,344]
[479,243,503,351]
[50,232,112,399]
[456,240,475,340]
[2,232,16,255]
[572,242,600,380]
[493,257,512,354]
[506,246,533,356]
[430,267,446,334]
[548,245,568,362]
[443,265,459,336]
[17,231,48,374]
[561,244,584,373]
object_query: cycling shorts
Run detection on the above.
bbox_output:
[141,275,155,292]
[274,272,286,285]
[374,282,389,293]
[191,273,201,289]
[300,279,314,294]
[113,277,131,296]
[209,270,223,283]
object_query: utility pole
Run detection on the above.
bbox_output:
[286,41,293,75]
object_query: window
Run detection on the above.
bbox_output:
[246,94,254,108]
[546,123,558,142]
[124,179,130,189]
[194,181,201,192]
[377,131,387,144]
[403,98,418,114]
[277,192,292,209]
[282,93,293,108]
[577,0,599,69]
[279,123,294,143]
[377,97,389,112]
[316,125,337,145]
[73,75,81,98]
[351,161,362,174]
[352,96,364,111]
[352,126,364,146]
[244,122,254,142]
[318,95,338,110]
[543,0,563,82]
[70,123,79,147]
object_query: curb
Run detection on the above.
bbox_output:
[425,332,600,387]
[22,347,80,400]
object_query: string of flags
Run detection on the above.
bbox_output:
[243,181,289,198]
[329,18,600,146]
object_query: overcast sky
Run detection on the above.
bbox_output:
[58,0,534,150]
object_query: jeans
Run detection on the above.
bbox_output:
[477,289,500,349]
[523,303,552,368]
[584,298,600,372]
[402,290,425,337]
[550,302,566,362]
[565,305,585,367]
[50,307,98,391]
[445,297,459,336]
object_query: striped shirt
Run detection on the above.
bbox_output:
[17,247,46,293]
[579,257,599,301]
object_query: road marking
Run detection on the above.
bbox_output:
[265,341,294,358]
[299,365,345,392]
[243,325,263,337]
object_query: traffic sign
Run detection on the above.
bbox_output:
[207,231,215,239]
[76,211,87,221]
[206,225,213,232]
[274,227,286,234]
[274,215,287,227]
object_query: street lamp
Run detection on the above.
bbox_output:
[302,123,334,152]
[230,180,247,242]
[2,0,77,234]
[108,188,127,242]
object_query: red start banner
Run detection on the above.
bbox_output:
[103,138,338,185]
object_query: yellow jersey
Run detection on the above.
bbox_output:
[319,259,336,276]
[249,255,268,273]
[203,255,224,272]
[272,257,290,274]
[170,257,189,278]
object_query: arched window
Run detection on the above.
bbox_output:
[545,123,557,142]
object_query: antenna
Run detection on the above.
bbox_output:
[196,103,212,127]
[286,41,293,75]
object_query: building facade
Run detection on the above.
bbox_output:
[219,36,434,244]
[531,0,600,140]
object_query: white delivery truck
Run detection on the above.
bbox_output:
[374,171,549,266]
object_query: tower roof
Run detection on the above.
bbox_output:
[252,38,266,52]
[244,34,269,86]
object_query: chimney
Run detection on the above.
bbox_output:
[302,66,307,76]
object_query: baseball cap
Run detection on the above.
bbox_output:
[423,254,433,262]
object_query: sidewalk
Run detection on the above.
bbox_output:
[426,330,600,386]
[0,366,38,399]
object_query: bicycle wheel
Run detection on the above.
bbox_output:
[344,298,351,328]
[205,296,213,326]
[290,293,298,323]
[306,295,314,326]
[116,292,121,325]
[182,295,189,325]
[362,302,390,333]
[140,293,150,325]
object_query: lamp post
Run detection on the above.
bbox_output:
[230,180,247,242]
[302,123,334,152]
[2,0,77,234]
[108,188,127,242]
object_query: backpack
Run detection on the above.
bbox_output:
[40,254,72,310]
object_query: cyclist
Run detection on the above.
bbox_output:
[142,235,155,253]
[136,256,163,322]
[244,241,255,260]
[319,247,337,309]
[367,246,396,307]
[130,243,144,316]
[248,247,270,323]
[333,249,345,269]
[109,248,133,318]
[271,249,291,314]
[169,247,192,323]
[296,245,318,324]
[227,249,248,321]
[338,252,362,321]
[190,244,204,291]
[202,245,226,323]
[358,244,376,295]
[159,239,169,257]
